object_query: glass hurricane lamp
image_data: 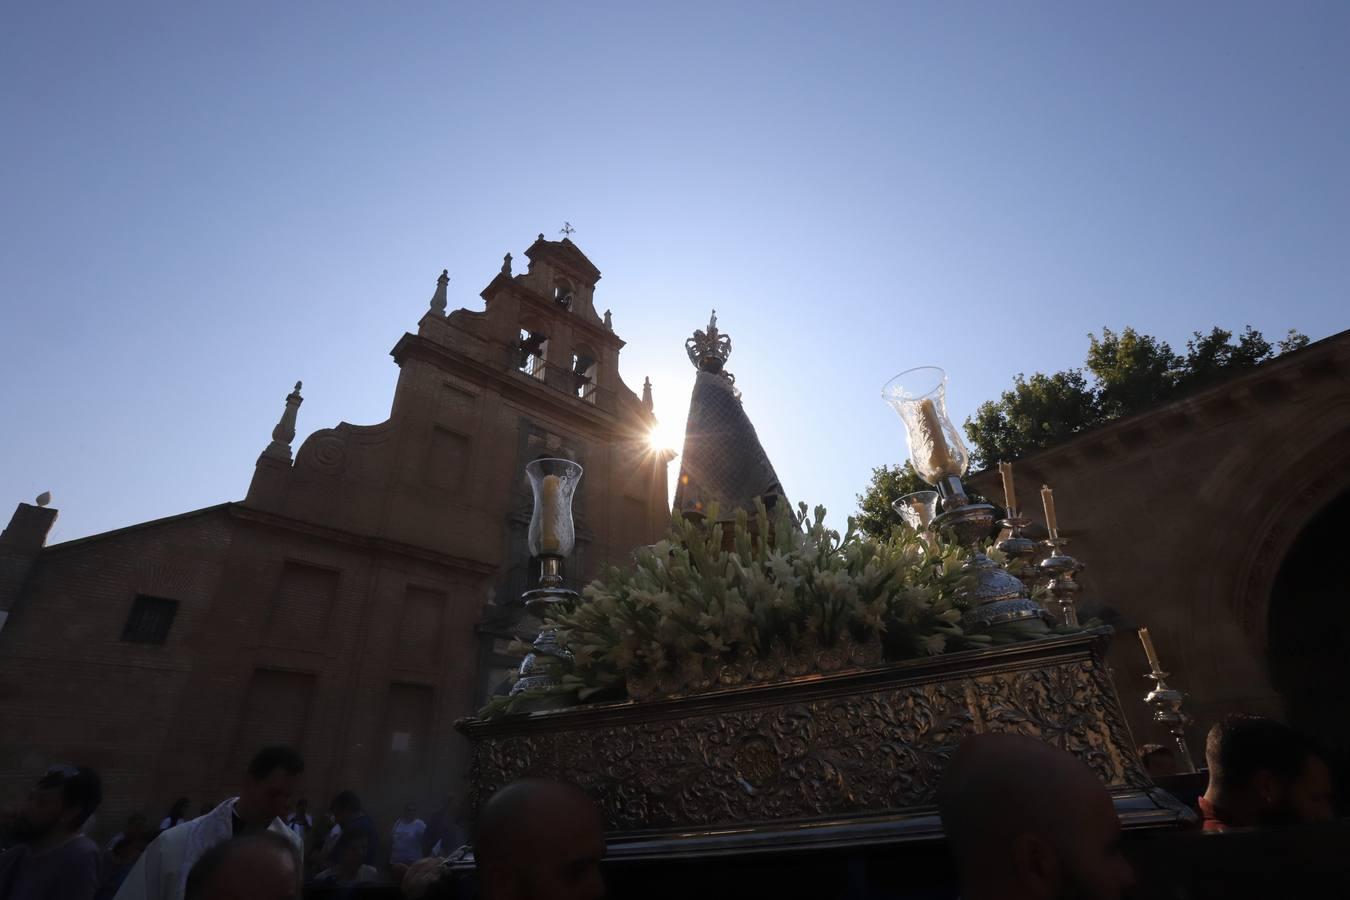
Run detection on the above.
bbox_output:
[892,490,939,532]
[526,458,582,568]
[881,367,971,485]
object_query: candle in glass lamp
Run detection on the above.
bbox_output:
[913,398,955,476]
[1040,484,1058,539]
[999,461,1017,514]
[1138,626,1164,673]
[539,474,563,555]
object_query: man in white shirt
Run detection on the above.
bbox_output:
[389,803,427,870]
[113,746,305,900]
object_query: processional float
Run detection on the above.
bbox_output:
[456,313,1194,862]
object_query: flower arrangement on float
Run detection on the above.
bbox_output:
[483,503,1079,718]
[486,366,1087,717]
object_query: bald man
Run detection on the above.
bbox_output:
[474,780,605,900]
[937,734,1135,900]
[182,833,297,900]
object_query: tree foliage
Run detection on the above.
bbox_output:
[965,370,1100,466]
[961,325,1308,468]
[854,461,929,539]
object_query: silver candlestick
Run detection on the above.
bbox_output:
[1039,536,1084,627]
[1138,627,1197,773]
[930,482,1051,633]
[996,513,1042,578]
[1144,670,1197,773]
[512,556,580,695]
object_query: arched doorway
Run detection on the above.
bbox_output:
[1267,487,1350,810]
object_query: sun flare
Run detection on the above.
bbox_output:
[648,419,684,455]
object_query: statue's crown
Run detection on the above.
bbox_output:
[685,310,732,374]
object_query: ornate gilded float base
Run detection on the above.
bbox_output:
[457,630,1192,860]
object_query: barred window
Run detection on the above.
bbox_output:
[121,595,178,645]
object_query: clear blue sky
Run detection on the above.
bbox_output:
[3,2,1347,543]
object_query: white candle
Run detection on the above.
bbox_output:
[1041,484,1058,539]
[913,398,955,476]
[1138,627,1163,673]
[539,474,562,555]
[999,461,1017,514]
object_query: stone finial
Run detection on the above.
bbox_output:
[35,491,51,508]
[262,381,304,461]
[642,376,653,411]
[502,253,512,275]
[430,269,449,315]
[604,309,613,331]
[538,233,545,241]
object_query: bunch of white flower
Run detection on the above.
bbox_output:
[483,498,1014,718]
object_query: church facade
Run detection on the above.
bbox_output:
[0,236,670,830]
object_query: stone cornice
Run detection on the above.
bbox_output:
[228,504,499,577]
[390,332,646,439]
[41,503,234,552]
[38,501,498,578]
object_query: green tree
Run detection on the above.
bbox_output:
[964,370,1100,466]
[958,324,1309,468]
[854,461,928,539]
[1086,327,1181,419]
[1277,329,1311,355]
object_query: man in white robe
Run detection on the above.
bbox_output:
[114,746,305,900]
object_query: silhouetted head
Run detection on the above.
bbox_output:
[330,790,362,826]
[475,780,605,900]
[111,833,150,865]
[1205,714,1332,827]
[938,734,1134,900]
[339,834,369,872]
[185,832,297,900]
[12,765,102,844]
[237,746,304,827]
[167,797,191,822]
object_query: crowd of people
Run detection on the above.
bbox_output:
[0,713,1339,900]
[0,746,464,900]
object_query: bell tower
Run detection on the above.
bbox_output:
[388,232,670,699]
[471,234,623,412]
